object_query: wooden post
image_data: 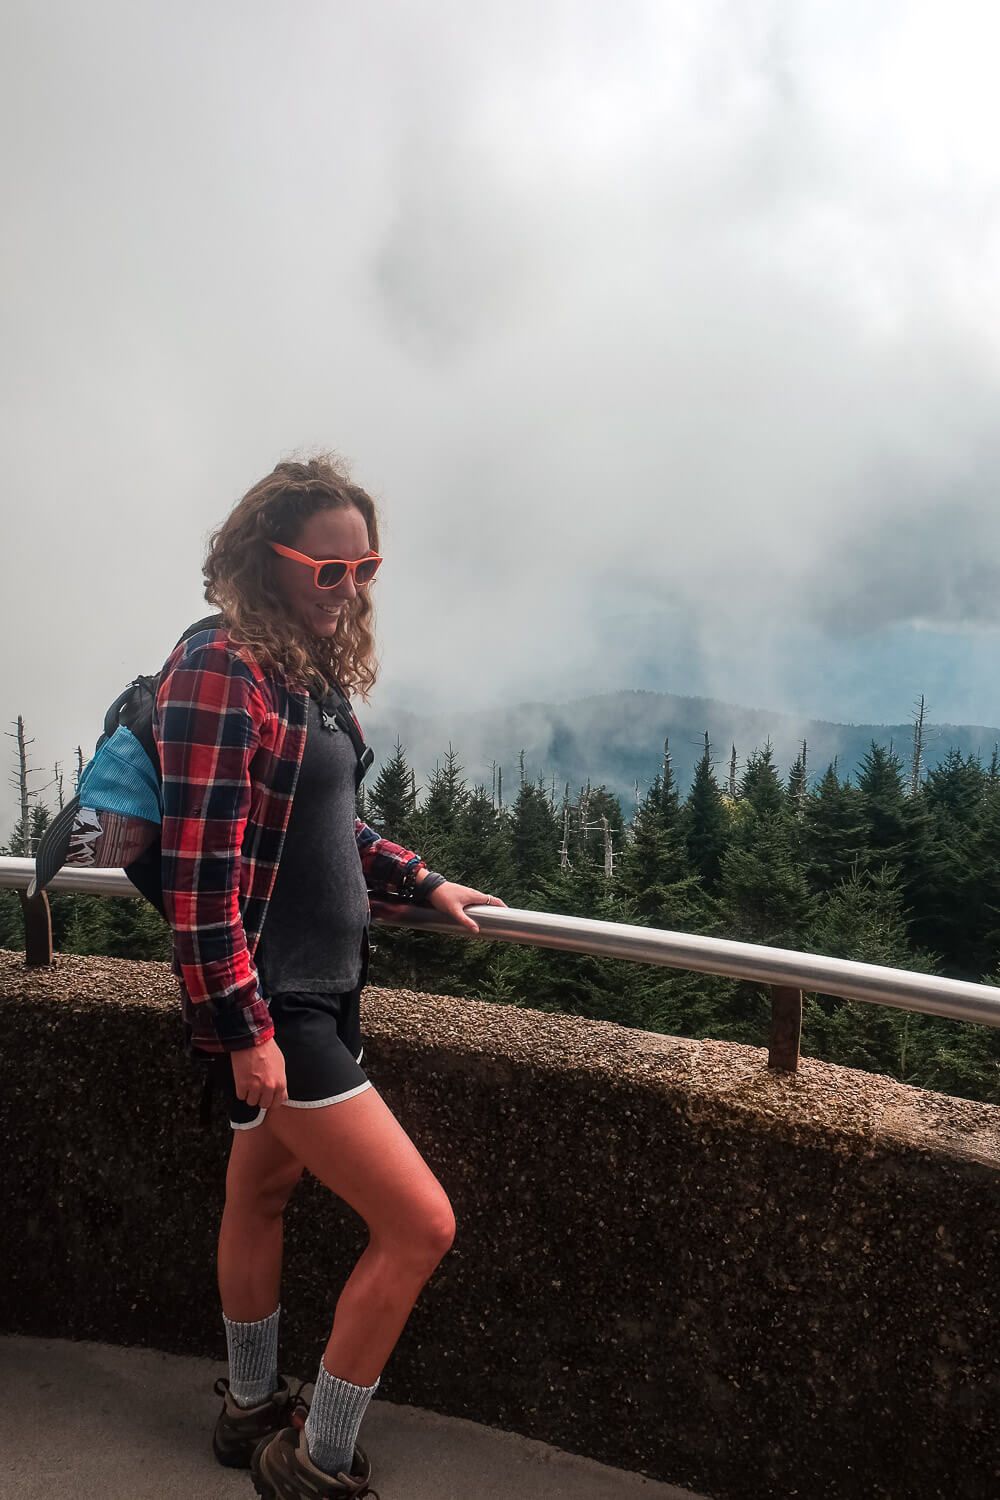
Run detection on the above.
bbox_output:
[768,985,802,1072]
[20,889,54,967]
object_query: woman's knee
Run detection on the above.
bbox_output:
[375,1192,457,1271]
[416,1194,458,1261]
[267,1084,456,1262]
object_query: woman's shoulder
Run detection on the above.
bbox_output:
[160,620,277,696]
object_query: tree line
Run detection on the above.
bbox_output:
[3,722,1000,1106]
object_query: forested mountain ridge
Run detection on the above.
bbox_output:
[362,687,1000,806]
[4,699,1000,1110]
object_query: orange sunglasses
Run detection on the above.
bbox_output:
[268,541,383,588]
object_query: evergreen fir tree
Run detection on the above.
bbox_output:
[682,734,729,890]
[466,941,535,1008]
[717,809,815,949]
[938,776,1000,979]
[617,776,703,932]
[61,893,112,956]
[799,765,867,895]
[407,744,470,874]
[803,867,938,1082]
[923,749,986,825]
[857,742,937,939]
[856,742,910,876]
[650,738,682,835]
[508,781,560,903]
[739,743,786,818]
[455,784,514,895]
[912,750,987,967]
[522,846,652,1030]
[7,801,52,862]
[98,896,172,961]
[364,738,417,845]
[370,745,471,997]
[988,745,1000,789]
[0,889,23,950]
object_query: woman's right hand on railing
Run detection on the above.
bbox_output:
[231,1038,288,1110]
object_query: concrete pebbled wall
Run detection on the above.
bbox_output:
[1,947,998,1500]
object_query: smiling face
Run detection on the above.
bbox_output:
[271,504,374,639]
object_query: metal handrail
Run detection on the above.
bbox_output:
[3,854,999,1071]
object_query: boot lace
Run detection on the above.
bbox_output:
[287,1376,314,1431]
[213,1374,313,1429]
[328,1471,379,1499]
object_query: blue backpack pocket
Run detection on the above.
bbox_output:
[78,724,161,826]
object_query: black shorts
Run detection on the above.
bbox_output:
[210,936,372,1131]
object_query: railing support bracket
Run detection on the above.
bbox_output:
[768,985,802,1072]
[19,889,54,967]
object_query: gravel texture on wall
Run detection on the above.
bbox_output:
[1,947,998,1500]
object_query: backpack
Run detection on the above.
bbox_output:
[30,614,375,915]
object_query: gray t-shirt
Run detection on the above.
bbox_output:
[256,691,370,995]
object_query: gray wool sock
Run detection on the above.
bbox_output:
[304,1359,380,1478]
[222,1304,281,1409]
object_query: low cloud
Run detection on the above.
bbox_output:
[2,0,1000,836]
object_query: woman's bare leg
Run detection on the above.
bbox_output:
[218,1125,305,1322]
[262,1084,456,1388]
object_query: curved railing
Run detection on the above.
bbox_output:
[2,853,999,1072]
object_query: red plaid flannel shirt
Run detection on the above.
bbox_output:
[153,626,426,1054]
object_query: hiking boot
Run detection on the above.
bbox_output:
[212,1375,311,1469]
[251,1423,379,1498]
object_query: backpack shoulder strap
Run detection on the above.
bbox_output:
[178,612,225,644]
[312,679,375,789]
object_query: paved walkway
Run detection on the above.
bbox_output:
[0,1335,702,1499]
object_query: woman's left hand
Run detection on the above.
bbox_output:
[421,881,508,933]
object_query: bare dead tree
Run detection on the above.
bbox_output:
[559,789,572,871]
[74,745,85,793]
[604,814,615,878]
[6,718,31,855]
[53,762,64,810]
[698,729,723,768]
[497,764,503,811]
[5,716,55,855]
[909,694,926,797]
[789,739,809,819]
[577,812,616,879]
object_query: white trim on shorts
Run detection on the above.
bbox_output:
[285,1079,372,1109]
[229,1047,368,1131]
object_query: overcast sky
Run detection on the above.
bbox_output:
[3,0,1000,836]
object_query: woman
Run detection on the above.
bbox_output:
[153,455,507,1500]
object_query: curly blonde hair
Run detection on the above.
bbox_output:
[203,455,381,701]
